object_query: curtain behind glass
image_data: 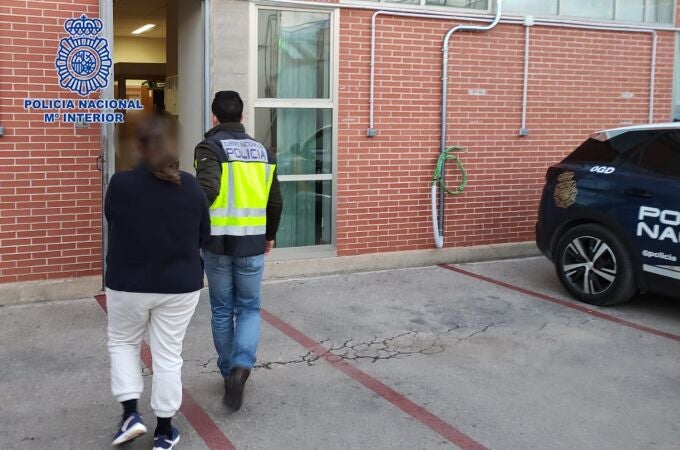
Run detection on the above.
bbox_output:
[646,0,674,24]
[276,13,330,247]
[259,11,330,99]
[504,0,557,15]
[561,0,615,20]
[423,0,489,8]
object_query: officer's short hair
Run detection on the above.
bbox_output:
[212,91,243,123]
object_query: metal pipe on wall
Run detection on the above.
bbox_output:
[526,21,657,124]
[435,0,504,249]
[263,0,673,136]
[369,10,497,136]
[221,0,666,144]
[203,0,212,134]
[368,9,497,137]
[520,18,532,136]
[370,11,661,140]
[99,0,115,289]
[367,6,662,250]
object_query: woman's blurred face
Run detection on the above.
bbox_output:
[135,119,178,170]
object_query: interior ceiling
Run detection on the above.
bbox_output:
[113,0,167,39]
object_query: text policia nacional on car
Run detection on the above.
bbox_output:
[638,206,680,246]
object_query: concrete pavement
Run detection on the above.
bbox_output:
[1,257,678,449]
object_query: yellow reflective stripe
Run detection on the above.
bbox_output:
[210,207,266,218]
[211,225,266,236]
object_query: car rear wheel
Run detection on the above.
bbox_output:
[555,224,636,306]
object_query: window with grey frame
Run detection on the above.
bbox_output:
[255,9,333,249]
[352,0,675,24]
[351,0,489,9]
[504,0,675,24]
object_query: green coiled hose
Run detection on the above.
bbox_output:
[433,146,467,195]
[432,146,467,249]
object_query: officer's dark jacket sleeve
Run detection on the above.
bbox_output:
[194,143,221,205]
[266,166,283,241]
[198,191,211,248]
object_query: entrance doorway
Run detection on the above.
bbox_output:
[113,0,175,171]
[101,0,205,280]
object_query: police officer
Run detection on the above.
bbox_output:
[195,91,283,410]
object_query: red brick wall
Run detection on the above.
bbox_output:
[0,2,677,283]
[337,10,676,256]
[0,0,102,284]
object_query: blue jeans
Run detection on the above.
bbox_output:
[203,250,264,377]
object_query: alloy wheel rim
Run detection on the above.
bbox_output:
[562,235,617,295]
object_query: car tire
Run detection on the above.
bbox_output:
[554,224,637,306]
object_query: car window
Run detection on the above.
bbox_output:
[563,130,657,165]
[562,138,619,164]
[636,131,680,179]
[608,130,655,154]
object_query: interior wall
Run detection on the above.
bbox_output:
[114,37,167,63]
[177,0,204,173]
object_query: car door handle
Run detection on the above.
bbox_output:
[624,188,653,198]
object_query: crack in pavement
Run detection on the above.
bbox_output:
[182,323,502,374]
[458,322,500,341]
[188,323,501,373]
[184,357,216,369]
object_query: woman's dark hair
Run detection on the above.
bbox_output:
[135,113,181,185]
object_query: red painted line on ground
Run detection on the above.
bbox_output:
[260,308,489,450]
[95,295,237,450]
[439,264,680,344]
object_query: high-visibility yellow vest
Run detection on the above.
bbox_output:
[207,137,275,237]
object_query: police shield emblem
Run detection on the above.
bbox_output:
[55,15,112,96]
[554,171,578,209]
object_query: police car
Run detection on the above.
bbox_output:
[536,123,680,306]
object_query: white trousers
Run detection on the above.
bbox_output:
[106,288,200,418]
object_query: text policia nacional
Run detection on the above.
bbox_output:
[23,98,144,124]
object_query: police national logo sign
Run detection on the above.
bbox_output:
[55,15,112,96]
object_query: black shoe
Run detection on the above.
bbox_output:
[224,367,250,411]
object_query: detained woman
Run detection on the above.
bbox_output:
[104,114,209,450]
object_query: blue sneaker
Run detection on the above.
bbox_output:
[153,427,180,450]
[112,412,147,446]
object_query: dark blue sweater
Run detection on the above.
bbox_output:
[105,166,210,294]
